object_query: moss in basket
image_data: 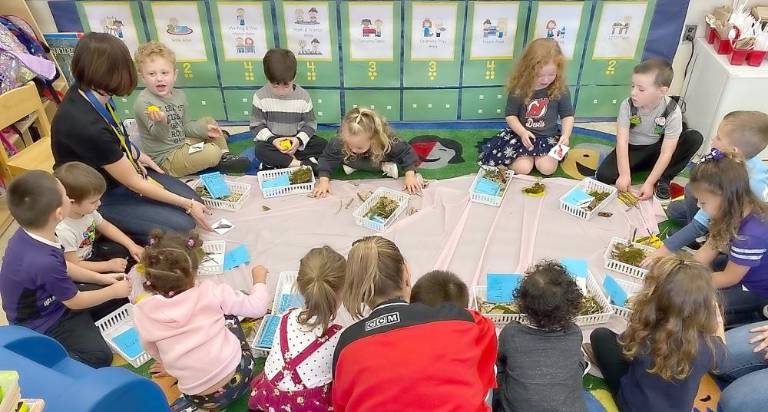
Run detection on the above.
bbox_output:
[194,185,242,203]
[481,166,510,192]
[611,241,648,267]
[585,190,611,211]
[477,295,603,316]
[365,196,399,220]
[289,167,313,185]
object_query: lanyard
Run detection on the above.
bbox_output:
[83,89,145,178]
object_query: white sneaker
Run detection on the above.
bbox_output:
[307,156,318,164]
[381,162,398,178]
[342,164,357,175]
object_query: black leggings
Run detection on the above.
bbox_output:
[590,328,629,398]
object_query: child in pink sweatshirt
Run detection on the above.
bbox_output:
[133,229,269,411]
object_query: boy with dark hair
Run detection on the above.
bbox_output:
[55,161,144,274]
[0,171,130,368]
[410,270,469,308]
[596,58,703,202]
[251,48,327,171]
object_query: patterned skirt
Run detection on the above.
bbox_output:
[478,127,559,166]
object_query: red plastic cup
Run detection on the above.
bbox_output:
[707,27,717,44]
[730,48,749,65]
[716,33,732,54]
[747,50,767,67]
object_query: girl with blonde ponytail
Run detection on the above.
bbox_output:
[313,108,422,197]
[250,246,347,411]
[332,236,497,412]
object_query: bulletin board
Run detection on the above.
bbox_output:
[51,0,686,123]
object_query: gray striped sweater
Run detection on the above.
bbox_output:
[249,84,317,148]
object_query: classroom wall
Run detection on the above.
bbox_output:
[669,0,721,95]
[26,0,691,124]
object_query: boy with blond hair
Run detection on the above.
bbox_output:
[133,41,249,176]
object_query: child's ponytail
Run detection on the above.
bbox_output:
[296,246,347,331]
[342,236,406,319]
[141,229,203,298]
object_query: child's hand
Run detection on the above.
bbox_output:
[273,137,293,153]
[749,325,768,358]
[206,123,223,139]
[128,243,145,262]
[616,174,631,193]
[637,182,654,200]
[520,131,536,150]
[251,265,268,284]
[287,137,300,154]
[641,245,670,268]
[145,109,167,124]
[108,258,128,273]
[403,172,422,194]
[312,177,331,198]
[558,135,570,146]
[110,279,131,299]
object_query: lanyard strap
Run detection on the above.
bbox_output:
[83,89,144,177]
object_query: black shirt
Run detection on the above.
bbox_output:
[51,87,127,189]
[505,88,574,139]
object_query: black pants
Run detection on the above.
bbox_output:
[45,310,113,368]
[589,328,629,399]
[254,135,327,169]
[595,129,703,184]
[88,239,137,272]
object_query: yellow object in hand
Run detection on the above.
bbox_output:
[278,139,293,150]
[147,105,160,112]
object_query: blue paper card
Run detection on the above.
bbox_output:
[277,293,305,314]
[474,177,501,196]
[256,315,280,348]
[261,174,291,189]
[200,172,231,199]
[560,258,589,279]
[562,188,593,207]
[486,273,523,303]
[112,327,143,359]
[223,245,251,270]
[603,275,628,307]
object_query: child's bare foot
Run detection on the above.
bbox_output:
[251,265,268,284]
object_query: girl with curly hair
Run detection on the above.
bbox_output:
[479,38,574,175]
[494,260,590,412]
[589,255,726,412]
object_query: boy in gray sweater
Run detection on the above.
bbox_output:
[133,42,249,177]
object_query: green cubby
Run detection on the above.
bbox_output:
[344,90,401,121]
[574,85,627,118]
[403,89,459,121]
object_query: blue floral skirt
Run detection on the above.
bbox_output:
[478,128,559,166]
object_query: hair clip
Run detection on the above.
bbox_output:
[149,237,158,246]
[700,148,725,163]
[144,280,152,287]
[167,291,176,297]
[186,238,196,249]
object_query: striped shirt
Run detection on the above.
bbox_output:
[250,84,317,148]
[729,213,768,297]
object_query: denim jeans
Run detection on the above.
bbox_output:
[717,321,768,411]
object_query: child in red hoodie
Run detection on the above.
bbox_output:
[133,229,269,411]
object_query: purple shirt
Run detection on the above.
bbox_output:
[729,213,768,297]
[0,229,77,332]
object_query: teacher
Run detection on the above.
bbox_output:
[51,32,212,242]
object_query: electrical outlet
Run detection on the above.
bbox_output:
[683,24,697,42]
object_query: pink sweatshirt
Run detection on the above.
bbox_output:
[134,280,269,395]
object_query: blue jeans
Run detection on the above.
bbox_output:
[721,286,768,327]
[717,321,768,411]
[100,170,201,244]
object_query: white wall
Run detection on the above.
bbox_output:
[670,0,724,94]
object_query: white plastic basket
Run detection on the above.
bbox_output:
[559,178,618,220]
[257,166,316,198]
[271,271,302,315]
[607,277,643,321]
[191,179,251,211]
[252,314,280,358]
[472,273,613,328]
[604,237,656,279]
[199,240,226,276]
[353,187,410,232]
[95,304,151,368]
[469,167,515,207]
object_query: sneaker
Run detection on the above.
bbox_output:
[218,152,250,175]
[654,178,671,203]
[381,162,399,178]
[342,164,357,175]
[581,342,597,366]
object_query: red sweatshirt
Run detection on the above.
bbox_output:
[332,299,497,412]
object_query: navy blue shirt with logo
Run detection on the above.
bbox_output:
[505,88,574,138]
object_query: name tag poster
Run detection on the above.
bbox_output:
[468,2,519,60]
[282,2,333,61]
[79,1,142,54]
[348,2,394,61]
[150,2,208,61]
[217,2,268,61]
[592,1,648,59]
[410,2,458,61]
[532,2,584,60]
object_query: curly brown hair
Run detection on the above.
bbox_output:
[506,38,567,103]
[141,229,204,298]
[620,255,721,381]
[515,260,582,330]
[690,152,768,250]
